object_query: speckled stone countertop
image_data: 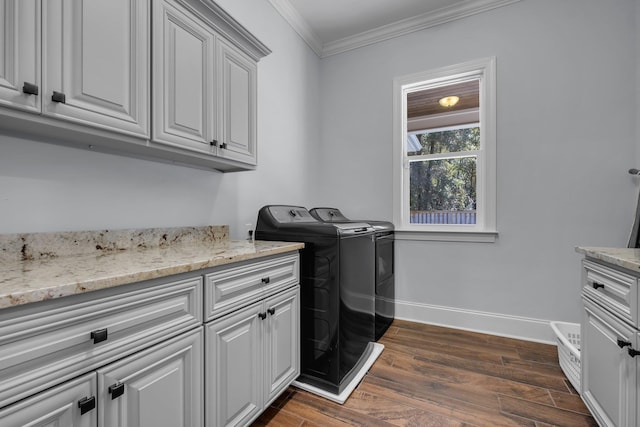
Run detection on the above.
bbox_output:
[0,226,303,309]
[576,247,640,273]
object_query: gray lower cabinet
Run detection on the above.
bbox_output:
[0,251,300,427]
[98,327,203,427]
[205,285,300,427]
[0,327,203,427]
[581,259,639,427]
[0,275,203,427]
[0,373,98,427]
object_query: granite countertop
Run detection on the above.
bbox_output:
[0,226,303,310]
[576,246,640,273]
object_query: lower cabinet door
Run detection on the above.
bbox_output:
[97,327,203,427]
[0,372,97,427]
[264,286,299,406]
[582,298,637,427]
[206,300,263,427]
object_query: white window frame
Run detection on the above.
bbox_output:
[392,57,497,242]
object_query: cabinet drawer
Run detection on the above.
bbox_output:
[582,260,638,327]
[0,275,202,409]
[204,253,299,321]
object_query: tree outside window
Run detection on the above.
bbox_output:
[409,126,479,224]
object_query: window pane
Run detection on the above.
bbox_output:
[407,127,480,156]
[409,157,477,224]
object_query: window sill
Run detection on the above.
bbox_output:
[394,229,498,243]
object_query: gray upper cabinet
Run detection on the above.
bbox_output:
[152,0,216,154]
[217,38,257,166]
[43,0,150,138]
[0,0,41,113]
[0,0,270,172]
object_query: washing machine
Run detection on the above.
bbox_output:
[309,207,395,340]
[255,205,376,396]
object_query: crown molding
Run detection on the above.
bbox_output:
[271,0,520,58]
[323,0,521,57]
[268,0,323,56]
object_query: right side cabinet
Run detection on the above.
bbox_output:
[581,259,639,427]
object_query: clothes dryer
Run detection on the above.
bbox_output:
[309,207,395,340]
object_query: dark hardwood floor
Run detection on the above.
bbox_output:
[252,320,597,427]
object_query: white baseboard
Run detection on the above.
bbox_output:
[395,299,557,345]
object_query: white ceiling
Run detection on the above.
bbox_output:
[268,0,521,57]
[287,0,458,43]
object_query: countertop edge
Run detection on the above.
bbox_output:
[575,246,640,273]
[0,241,304,310]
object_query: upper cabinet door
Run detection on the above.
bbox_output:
[0,0,40,113]
[217,38,257,165]
[42,0,149,138]
[152,0,215,154]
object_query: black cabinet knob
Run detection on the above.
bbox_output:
[258,312,267,320]
[90,328,108,344]
[22,82,38,95]
[78,396,96,415]
[51,91,66,103]
[267,308,275,316]
[592,282,605,290]
[109,382,125,399]
[617,339,632,348]
[261,277,270,284]
[220,142,227,149]
[210,140,218,147]
[628,348,640,358]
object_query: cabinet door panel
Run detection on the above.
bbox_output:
[0,373,97,427]
[264,286,300,406]
[43,0,148,137]
[582,298,636,427]
[217,39,256,165]
[152,0,214,153]
[206,301,262,427]
[0,0,40,112]
[98,328,203,427]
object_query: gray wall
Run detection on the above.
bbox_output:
[313,0,638,331]
[0,0,321,239]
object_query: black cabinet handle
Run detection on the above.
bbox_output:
[22,82,38,95]
[78,396,96,415]
[267,308,275,316]
[210,140,218,147]
[592,282,605,290]
[258,312,267,320]
[109,382,125,399]
[219,142,227,149]
[90,328,108,344]
[51,91,66,103]
[261,277,270,284]
[617,339,632,348]
[628,348,640,358]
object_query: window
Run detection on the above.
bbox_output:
[392,58,497,241]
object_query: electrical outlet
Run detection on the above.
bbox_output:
[245,224,254,241]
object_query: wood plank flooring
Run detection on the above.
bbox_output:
[252,320,597,427]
